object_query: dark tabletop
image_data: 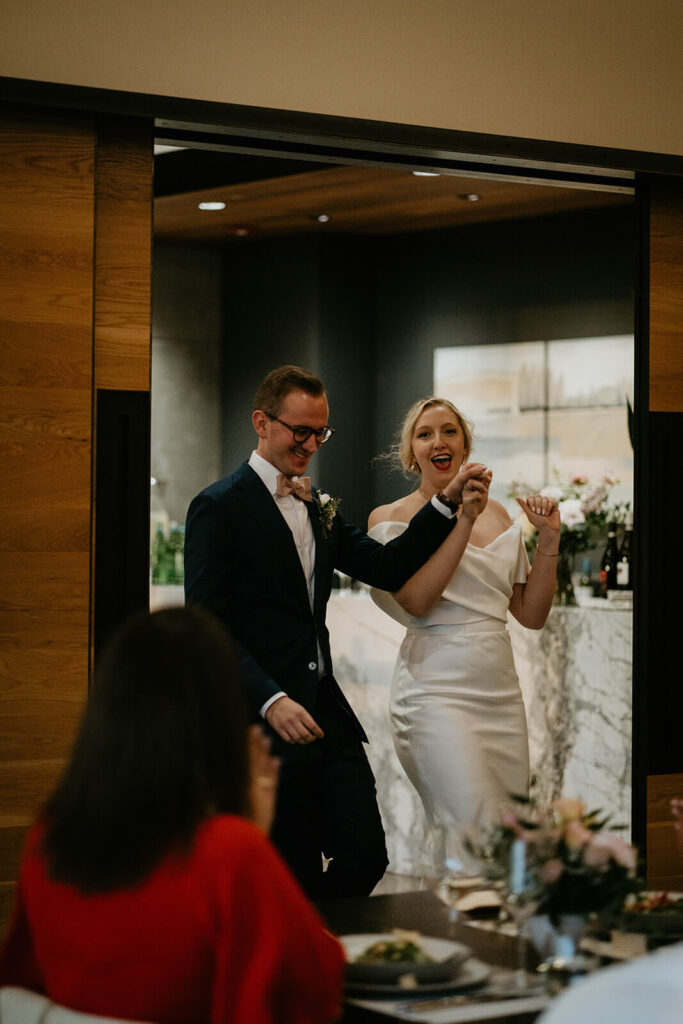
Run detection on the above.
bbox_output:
[316,890,544,1023]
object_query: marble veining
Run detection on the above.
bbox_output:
[327,591,632,874]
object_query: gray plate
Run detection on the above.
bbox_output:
[345,955,491,999]
[341,933,471,985]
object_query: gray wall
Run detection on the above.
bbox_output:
[220,234,375,526]
[371,205,635,505]
[153,204,635,528]
[151,244,223,523]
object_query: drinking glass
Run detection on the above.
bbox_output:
[499,838,543,991]
[417,822,486,934]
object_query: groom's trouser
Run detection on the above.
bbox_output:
[269,678,388,900]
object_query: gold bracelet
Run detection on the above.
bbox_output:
[537,548,560,557]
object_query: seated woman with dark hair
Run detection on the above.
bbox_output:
[0,607,343,1024]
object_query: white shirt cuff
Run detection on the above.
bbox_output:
[260,691,287,718]
[431,494,458,518]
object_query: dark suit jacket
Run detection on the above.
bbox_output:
[184,461,454,736]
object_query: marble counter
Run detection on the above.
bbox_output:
[327,590,632,875]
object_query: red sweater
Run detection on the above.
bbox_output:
[0,816,343,1024]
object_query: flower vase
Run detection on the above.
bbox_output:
[554,550,577,606]
[528,913,589,961]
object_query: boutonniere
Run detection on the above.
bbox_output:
[313,490,341,538]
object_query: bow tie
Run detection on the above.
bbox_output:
[276,474,312,501]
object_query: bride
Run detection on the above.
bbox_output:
[368,397,560,832]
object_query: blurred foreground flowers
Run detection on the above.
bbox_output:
[485,795,641,924]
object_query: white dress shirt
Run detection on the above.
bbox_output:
[248,451,321,718]
[537,940,683,1024]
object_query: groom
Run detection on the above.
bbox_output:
[184,365,469,898]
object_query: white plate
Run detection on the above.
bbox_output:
[344,954,491,998]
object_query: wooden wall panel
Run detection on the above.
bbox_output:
[0,111,95,936]
[649,178,683,412]
[646,773,683,891]
[0,112,154,939]
[94,118,153,391]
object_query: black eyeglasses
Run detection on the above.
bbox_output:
[266,413,335,445]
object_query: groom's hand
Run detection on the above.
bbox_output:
[265,695,325,745]
[442,462,490,505]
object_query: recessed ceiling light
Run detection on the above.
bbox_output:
[412,171,441,177]
[458,193,481,202]
[317,214,330,223]
[198,201,226,211]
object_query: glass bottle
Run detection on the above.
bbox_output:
[617,510,633,591]
[599,522,619,597]
[576,556,593,604]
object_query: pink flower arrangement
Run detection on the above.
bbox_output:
[492,795,641,922]
[509,470,625,560]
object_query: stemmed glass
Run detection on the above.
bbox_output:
[467,819,543,993]
[417,822,486,935]
[498,838,543,991]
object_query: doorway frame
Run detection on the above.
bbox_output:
[3,74,683,182]
[3,73,682,858]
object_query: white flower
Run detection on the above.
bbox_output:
[558,498,585,528]
[540,485,563,501]
[580,485,607,515]
[313,490,340,538]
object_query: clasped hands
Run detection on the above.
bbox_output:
[441,462,492,520]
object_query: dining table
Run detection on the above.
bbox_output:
[316,889,550,1024]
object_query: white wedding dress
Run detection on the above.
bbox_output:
[369,520,531,831]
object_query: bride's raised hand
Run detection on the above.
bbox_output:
[515,495,561,539]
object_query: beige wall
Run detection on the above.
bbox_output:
[3,0,683,157]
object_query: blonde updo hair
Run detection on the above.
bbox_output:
[398,397,474,475]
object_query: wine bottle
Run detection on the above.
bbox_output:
[599,522,619,597]
[617,510,633,591]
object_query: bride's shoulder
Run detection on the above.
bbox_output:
[487,498,514,527]
[368,495,414,530]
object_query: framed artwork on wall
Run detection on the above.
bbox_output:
[434,335,634,516]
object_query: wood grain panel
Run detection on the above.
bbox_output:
[0,323,92,388]
[649,178,683,412]
[0,553,89,609]
[154,164,630,242]
[0,112,155,939]
[0,508,90,553]
[0,652,85,761]
[0,608,90,646]
[0,110,95,937]
[646,773,683,890]
[0,761,67,817]
[94,118,153,391]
